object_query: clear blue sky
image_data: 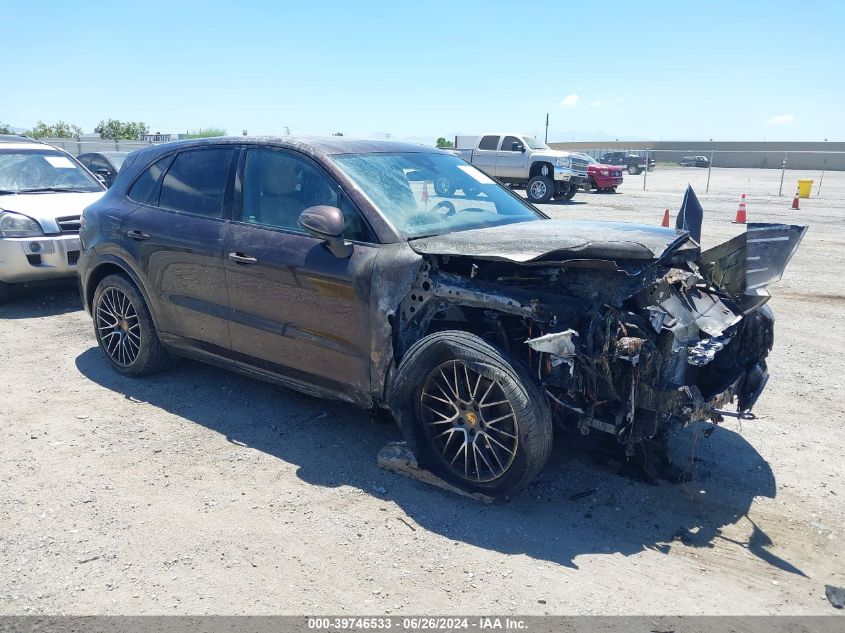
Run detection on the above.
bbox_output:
[4,0,843,143]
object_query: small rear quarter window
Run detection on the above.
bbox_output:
[127,154,174,206]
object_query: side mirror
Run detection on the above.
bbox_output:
[94,174,107,186]
[299,205,353,258]
[520,145,526,153]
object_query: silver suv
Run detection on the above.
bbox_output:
[0,136,105,302]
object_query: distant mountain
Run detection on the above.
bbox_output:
[546,129,651,143]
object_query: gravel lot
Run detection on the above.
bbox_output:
[1,167,843,615]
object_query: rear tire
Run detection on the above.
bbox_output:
[392,330,553,496]
[627,163,641,175]
[93,274,173,377]
[526,175,554,204]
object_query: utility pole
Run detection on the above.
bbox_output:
[283,126,291,136]
[544,113,549,143]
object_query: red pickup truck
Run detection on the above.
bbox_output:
[584,155,624,192]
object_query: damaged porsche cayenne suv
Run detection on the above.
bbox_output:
[78,137,806,496]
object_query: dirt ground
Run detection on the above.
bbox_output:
[1,167,843,615]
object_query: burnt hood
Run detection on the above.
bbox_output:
[408,219,698,263]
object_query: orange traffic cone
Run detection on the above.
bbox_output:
[733,193,747,224]
[791,189,800,210]
[661,208,670,227]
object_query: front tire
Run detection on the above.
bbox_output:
[0,281,11,304]
[526,175,554,204]
[393,331,553,496]
[564,186,577,201]
[462,183,480,198]
[433,176,455,197]
[93,274,172,376]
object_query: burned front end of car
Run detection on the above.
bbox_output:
[396,219,806,456]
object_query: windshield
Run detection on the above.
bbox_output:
[524,137,548,150]
[0,148,103,193]
[331,152,542,239]
[585,155,598,164]
[107,154,127,170]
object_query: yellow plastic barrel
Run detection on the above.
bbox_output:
[797,178,814,198]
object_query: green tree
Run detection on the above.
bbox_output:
[332,132,344,136]
[182,127,227,139]
[0,123,12,134]
[95,119,149,140]
[26,121,82,138]
[435,137,453,148]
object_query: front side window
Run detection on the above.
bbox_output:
[478,135,499,151]
[240,148,374,242]
[0,148,103,194]
[89,156,110,172]
[501,136,522,152]
[159,148,235,218]
[331,151,541,239]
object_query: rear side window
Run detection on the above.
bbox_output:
[478,135,499,150]
[128,154,174,206]
[159,148,235,218]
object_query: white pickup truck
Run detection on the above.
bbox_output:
[443,133,590,203]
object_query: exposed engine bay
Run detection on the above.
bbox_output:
[390,214,806,458]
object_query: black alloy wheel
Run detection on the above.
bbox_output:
[420,359,520,483]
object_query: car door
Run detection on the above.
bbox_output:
[222,146,378,403]
[495,135,526,179]
[122,147,237,352]
[471,135,499,177]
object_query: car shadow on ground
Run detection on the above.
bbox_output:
[0,280,82,319]
[542,199,589,206]
[75,347,800,573]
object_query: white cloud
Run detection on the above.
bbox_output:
[765,114,795,125]
[560,95,580,108]
[587,100,601,108]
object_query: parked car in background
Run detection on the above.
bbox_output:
[448,134,589,203]
[0,135,105,303]
[599,151,655,175]
[76,151,129,187]
[79,136,805,496]
[583,155,623,192]
[680,155,710,168]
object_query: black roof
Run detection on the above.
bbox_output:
[133,136,443,161]
[0,134,40,144]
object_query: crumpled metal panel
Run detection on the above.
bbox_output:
[526,329,579,357]
[700,223,807,298]
[409,219,697,263]
[745,223,808,290]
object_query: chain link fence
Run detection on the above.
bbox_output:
[38,138,156,155]
[555,146,845,197]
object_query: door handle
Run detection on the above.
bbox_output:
[228,252,258,265]
[126,230,150,241]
